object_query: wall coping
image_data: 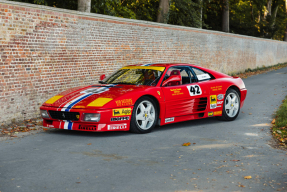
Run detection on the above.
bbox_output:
[2,0,287,44]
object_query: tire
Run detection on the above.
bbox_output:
[217,88,240,121]
[130,96,158,134]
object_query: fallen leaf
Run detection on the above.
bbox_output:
[11,135,17,137]
[244,176,252,179]
[182,142,191,146]
[76,182,81,184]
[238,185,245,187]
[87,143,92,145]
[249,113,252,115]
[193,143,196,145]
[230,160,240,161]
[272,119,276,124]
[43,128,48,131]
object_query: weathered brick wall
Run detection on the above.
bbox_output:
[1,0,287,124]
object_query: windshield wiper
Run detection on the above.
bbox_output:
[115,82,135,85]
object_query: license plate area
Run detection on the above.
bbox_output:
[78,125,97,131]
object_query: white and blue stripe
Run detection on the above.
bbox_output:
[60,85,116,130]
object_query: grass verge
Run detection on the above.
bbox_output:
[271,95,287,148]
[229,62,287,78]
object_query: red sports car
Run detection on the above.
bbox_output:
[40,63,247,133]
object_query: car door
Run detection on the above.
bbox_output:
[161,66,209,123]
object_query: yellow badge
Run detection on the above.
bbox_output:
[76,115,80,119]
[157,91,160,95]
[210,95,217,104]
[208,112,213,117]
[112,108,132,116]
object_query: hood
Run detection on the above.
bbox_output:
[43,84,147,109]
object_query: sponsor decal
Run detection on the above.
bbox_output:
[210,95,217,109]
[211,85,223,92]
[47,125,54,128]
[111,117,130,121]
[107,123,127,130]
[210,104,217,109]
[214,111,222,115]
[165,117,174,123]
[208,112,213,117]
[170,88,184,96]
[76,115,80,120]
[217,94,224,100]
[197,74,211,81]
[115,99,133,107]
[78,125,96,131]
[217,101,223,105]
[186,85,202,96]
[157,91,161,95]
[112,108,132,116]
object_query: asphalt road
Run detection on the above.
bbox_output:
[1,67,287,192]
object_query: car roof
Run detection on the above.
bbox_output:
[129,63,197,67]
[127,63,230,79]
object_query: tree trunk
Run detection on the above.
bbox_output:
[284,0,287,41]
[199,0,203,28]
[222,0,229,32]
[250,0,254,21]
[157,0,169,23]
[264,0,272,18]
[78,0,91,13]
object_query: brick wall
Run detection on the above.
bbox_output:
[1,0,287,124]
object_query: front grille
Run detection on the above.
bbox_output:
[49,111,80,121]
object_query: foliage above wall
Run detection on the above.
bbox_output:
[8,0,287,41]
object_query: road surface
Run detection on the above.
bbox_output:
[1,67,287,192]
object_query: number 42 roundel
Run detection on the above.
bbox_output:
[186,85,202,96]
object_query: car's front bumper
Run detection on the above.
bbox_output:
[40,106,133,132]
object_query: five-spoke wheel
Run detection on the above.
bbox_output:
[130,96,158,133]
[218,88,241,121]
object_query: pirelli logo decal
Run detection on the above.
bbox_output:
[112,108,132,116]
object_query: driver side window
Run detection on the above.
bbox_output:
[164,66,194,86]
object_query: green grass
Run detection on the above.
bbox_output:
[228,62,287,77]
[272,95,287,145]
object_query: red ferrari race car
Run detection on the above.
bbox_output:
[40,63,247,133]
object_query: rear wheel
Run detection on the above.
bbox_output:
[130,96,158,134]
[218,88,240,121]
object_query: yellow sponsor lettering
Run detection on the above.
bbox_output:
[115,99,133,107]
[214,111,222,115]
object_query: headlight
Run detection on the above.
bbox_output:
[83,113,101,122]
[40,110,50,118]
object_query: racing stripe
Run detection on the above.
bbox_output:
[63,121,69,129]
[68,121,73,130]
[61,85,117,112]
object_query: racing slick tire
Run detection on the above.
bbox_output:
[217,88,241,121]
[130,96,158,134]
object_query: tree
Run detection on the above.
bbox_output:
[78,0,91,12]
[157,0,170,23]
[222,0,229,32]
[284,0,287,41]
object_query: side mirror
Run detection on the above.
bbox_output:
[100,74,106,81]
[162,75,182,87]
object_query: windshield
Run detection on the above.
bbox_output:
[102,66,165,86]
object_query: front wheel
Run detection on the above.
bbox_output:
[130,96,158,134]
[218,89,240,121]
